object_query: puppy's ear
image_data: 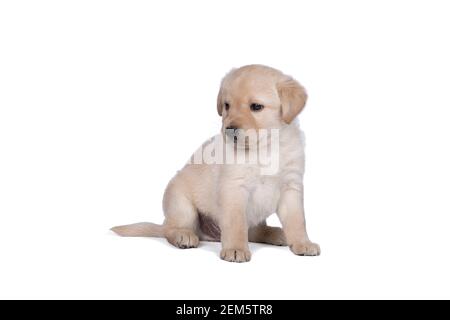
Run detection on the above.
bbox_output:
[217,68,236,116]
[217,87,223,116]
[277,76,307,124]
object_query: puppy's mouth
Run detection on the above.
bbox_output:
[224,128,240,144]
[223,129,256,150]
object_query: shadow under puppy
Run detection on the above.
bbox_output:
[112,64,320,262]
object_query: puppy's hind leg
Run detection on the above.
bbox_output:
[163,184,200,249]
[249,221,287,246]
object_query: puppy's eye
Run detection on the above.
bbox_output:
[224,102,230,111]
[250,103,264,112]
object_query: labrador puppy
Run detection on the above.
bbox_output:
[112,64,320,262]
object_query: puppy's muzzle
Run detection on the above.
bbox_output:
[225,126,240,143]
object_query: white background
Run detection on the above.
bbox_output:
[1,0,449,299]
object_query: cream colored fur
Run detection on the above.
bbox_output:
[112,65,320,262]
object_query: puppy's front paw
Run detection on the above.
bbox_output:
[220,248,251,263]
[290,242,321,256]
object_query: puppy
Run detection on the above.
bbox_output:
[112,65,320,262]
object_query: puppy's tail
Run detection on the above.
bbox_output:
[110,222,164,238]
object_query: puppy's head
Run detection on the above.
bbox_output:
[217,65,307,143]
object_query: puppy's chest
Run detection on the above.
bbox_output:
[245,175,281,226]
